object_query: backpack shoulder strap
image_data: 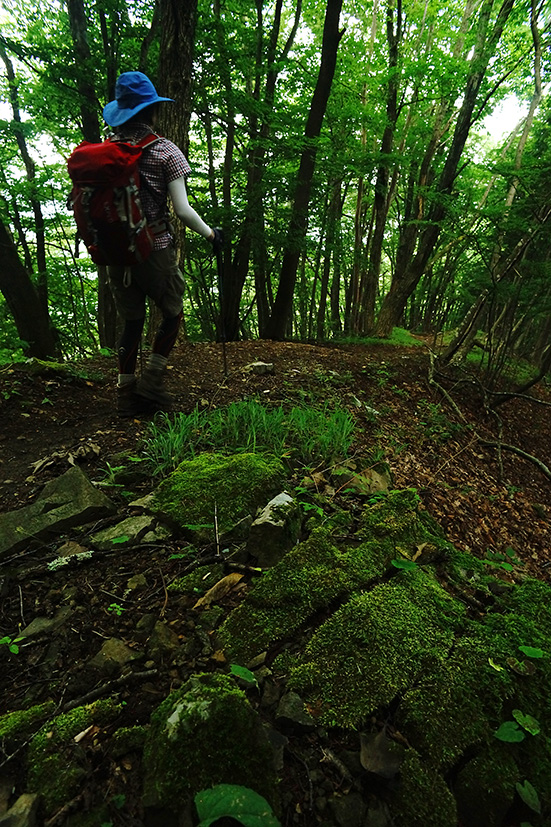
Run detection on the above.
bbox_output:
[105,131,161,150]
[137,132,162,150]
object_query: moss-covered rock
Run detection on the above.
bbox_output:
[358,488,437,541]
[151,452,285,539]
[142,672,278,814]
[397,635,513,770]
[169,563,225,595]
[109,725,147,758]
[218,484,551,824]
[391,751,457,827]
[218,526,390,662]
[0,701,56,748]
[26,699,122,814]
[287,571,459,727]
[454,744,519,827]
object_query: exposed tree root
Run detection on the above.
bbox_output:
[428,352,551,483]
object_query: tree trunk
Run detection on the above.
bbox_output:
[66,0,118,349]
[157,0,198,156]
[358,0,401,335]
[441,0,543,364]
[375,0,515,336]
[218,0,303,341]
[316,179,341,340]
[0,43,49,313]
[264,0,344,340]
[0,220,58,358]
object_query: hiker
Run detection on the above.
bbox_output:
[102,71,222,417]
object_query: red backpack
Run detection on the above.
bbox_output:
[67,133,160,266]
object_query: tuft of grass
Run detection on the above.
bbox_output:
[141,399,355,476]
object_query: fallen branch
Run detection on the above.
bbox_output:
[429,352,551,484]
[490,344,551,409]
[44,792,86,827]
[478,441,551,482]
[488,391,551,409]
[60,668,159,713]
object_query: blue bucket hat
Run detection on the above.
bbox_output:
[103,71,174,127]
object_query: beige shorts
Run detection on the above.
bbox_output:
[107,245,185,321]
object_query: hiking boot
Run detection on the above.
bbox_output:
[117,380,141,418]
[136,367,173,408]
[117,382,158,418]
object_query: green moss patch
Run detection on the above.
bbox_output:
[27,699,122,814]
[218,526,391,662]
[391,751,458,827]
[287,572,458,728]
[152,452,285,538]
[358,488,436,541]
[142,673,278,813]
[169,563,225,595]
[109,725,147,758]
[397,635,513,769]
[0,701,56,748]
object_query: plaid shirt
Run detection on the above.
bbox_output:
[113,123,191,250]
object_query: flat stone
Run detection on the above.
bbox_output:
[146,621,180,662]
[18,606,73,640]
[245,361,274,375]
[0,793,40,827]
[56,540,89,558]
[0,466,116,557]
[0,777,13,817]
[88,637,142,677]
[328,792,368,827]
[330,463,391,496]
[127,573,148,591]
[247,492,301,567]
[276,691,315,732]
[90,515,156,550]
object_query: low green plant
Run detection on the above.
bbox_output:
[516,780,541,815]
[142,399,354,476]
[107,603,125,616]
[494,709,541,742]
[194,783,280,827]
[0,345,28,365]
[294,485,325,520]
[229,664,258,689]
[417,400,462,442]
[391,558,418,571]
[335,327,423,348]
[2,382,21,400]
[374,364,393,386]
[484,547,522,572]
[0,635,22,654]
[97,462,126,486]
[311,367,354,387]
[518,645,545,659]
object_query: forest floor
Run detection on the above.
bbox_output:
[0,337,551,825]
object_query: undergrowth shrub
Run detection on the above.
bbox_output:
[142,399,354,476]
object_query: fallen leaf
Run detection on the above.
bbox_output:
[412,542,427,561]
[193,573,244,609]
[506,657,537,676]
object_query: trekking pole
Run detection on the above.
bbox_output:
[213,229,227,377]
